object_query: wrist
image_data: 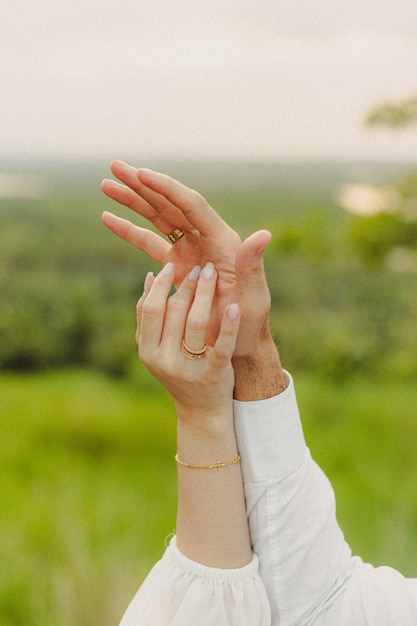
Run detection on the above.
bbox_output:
[232,335,286,401]
[176,408,238,466]
[175,398,234,433]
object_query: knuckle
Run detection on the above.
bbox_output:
[139,348,159,374]
[141,301,159,319]
[191,190,206,205]
[186,314,207,333]
[213,348,228,364]
[186,189,208,211]
[138,344,148,362]
[166,293,186,313]
[242,299,269,322]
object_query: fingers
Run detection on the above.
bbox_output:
[137,262,175,358]
[101,175,152,215]
[160,264,202,349]
[235,230,272,277]
[102,211,171,262]
[101,179,177,236]
[103,161,193,236]
[138,263,204,358]
[102,161,242,292]
[136,271,155,345]
[233,230,272,356]
[183,262,217,352]
[136,168,229,238]
[211,303,241,368]
[178,263,239,369]
[235,230,272,303]
[137,262,240,374]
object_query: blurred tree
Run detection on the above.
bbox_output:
[348,212,417,267]
[365,94,417,129]
[347,94,417,268]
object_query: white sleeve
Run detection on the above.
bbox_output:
[119,536,271,626]
[234,372,417,626]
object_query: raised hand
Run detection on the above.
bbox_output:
[102,160,272,357]
[102,161,239,281]
[136,261,239,415]
[136,262,253,569]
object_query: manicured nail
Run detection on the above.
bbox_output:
[188,265,201,281]
[203,262,215,280]
[144,271,154,292]
[228,303,239,320]
[161,262,174,276]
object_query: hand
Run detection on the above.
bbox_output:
[137,261,252,570]
[102,161,272,357]
[136,260,240,419]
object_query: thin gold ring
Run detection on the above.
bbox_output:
[181,339,207,359]
[167,228,185,244]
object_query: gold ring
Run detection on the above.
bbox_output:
[181,339,207,359]
[167,228,185,244]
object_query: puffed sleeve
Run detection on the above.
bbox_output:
[119,536,271,626]
[234,371,353,624]
[234,371,417,626]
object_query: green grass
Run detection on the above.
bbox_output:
[0,367,177,626]
[1,368,417,624]
[1,160,417,622]
[296,373,417,576]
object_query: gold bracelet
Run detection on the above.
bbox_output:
[175,453,241,471]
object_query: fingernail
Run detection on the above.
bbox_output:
[188,265,201,281]
[144,271,154,292]
[203,262,215,280]
[228,303,239,320]
[161,262,174,276]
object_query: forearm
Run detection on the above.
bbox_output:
[175,406,252,569]
[233,331,286,401]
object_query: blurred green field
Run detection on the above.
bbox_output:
[1,368,417,625]
[0,366,177,625]
[1,159,417,624]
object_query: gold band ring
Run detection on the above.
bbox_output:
[167,228,185,244]
[181,339,207,359]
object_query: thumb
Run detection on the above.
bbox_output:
[235,230,272,282]
[233,230,272,355]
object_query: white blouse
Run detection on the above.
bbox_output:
[120,372,417,625]
[119,536,271,625]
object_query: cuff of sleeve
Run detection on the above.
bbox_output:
[233,371,306,483]
[169,536,260,582]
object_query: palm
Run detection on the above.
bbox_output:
[163,230,203,279]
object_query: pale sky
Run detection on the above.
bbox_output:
[2,0,417,161]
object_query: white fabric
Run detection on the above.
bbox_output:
[120,371,417,625]
[119,536,271,625]
[234,371,417,625]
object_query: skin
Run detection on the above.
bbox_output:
[137,261,252,568]
[102,160,286,400]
